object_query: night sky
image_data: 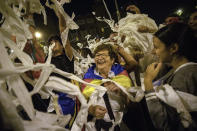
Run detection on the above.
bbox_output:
[35,0,196,42]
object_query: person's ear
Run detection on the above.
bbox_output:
[170,43,179,55]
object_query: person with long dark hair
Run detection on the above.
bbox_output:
[144,23,197,131]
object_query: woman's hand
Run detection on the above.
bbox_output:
[103,81,121,94]
[144,62,162,91]
[126,5,141,14]
[138,25,149,33]
[145,62,162,81]
[110,33,118,43]
[138,25,156,33]
[113,44,124,53]
[130,45,144,60]
[88,105,107,119]
[110,33,126,43]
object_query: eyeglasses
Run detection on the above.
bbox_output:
[94,53,109,58]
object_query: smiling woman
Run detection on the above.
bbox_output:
[93,44,118,78]
[81,43,133,131]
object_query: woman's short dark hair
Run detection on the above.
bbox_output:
[155,23,197,62]
[48,35,63,46]
[94,43,118,61]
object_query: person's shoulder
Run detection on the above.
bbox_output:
[172,63,197,94]
[177,63,197,75]
[173,63,197,83]
[184,64,197,78]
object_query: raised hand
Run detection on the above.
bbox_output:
[126,5,141,14]
[144,62,162,91]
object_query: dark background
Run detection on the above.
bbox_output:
[34,0,196,48]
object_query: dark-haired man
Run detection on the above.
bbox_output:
[47,11,78,129]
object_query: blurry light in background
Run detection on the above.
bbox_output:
[35,31,42,39]
[176,9,183,16]
[76,36,79,41]
[101,27,104,32]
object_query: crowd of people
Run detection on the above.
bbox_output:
[1,0,197,131]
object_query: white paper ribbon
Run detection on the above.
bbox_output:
[154,84,197,127]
